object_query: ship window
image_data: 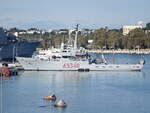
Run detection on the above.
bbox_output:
[62,51,67,52]
[116,66,120,68]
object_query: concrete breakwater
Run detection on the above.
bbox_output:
[88,49,150,54]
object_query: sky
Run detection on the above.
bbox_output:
[0,0,150,29]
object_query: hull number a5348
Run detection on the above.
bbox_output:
[63,63,80,68]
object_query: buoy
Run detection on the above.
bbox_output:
[0,67,10,77]
[43,94,56,101]
[54,99,67,108]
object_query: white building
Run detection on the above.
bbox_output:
[122,25,142,35]
[13,32,18,37]
[88,40,93,44]
[27,30,40,34]
[18,31,26,35]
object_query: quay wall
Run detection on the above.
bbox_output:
[88,49,150,54]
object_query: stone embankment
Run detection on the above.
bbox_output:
[88,49,150,54]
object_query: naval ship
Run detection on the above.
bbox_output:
[0,28,41,60]
[16,25,145,71]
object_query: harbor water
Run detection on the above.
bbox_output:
[0,54,150,113]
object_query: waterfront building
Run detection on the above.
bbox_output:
[122,25,142,35]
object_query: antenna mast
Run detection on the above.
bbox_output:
[74,24,79,49]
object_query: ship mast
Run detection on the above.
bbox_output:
[12,44,15,64]
[74,24,79,50]
[68,30,72,45]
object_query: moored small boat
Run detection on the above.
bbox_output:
[43,94,57,101]
[54,100,67,108]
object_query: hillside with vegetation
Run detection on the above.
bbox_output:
[10,23,150,50]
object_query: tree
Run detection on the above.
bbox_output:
[78,35,88,48]
[9,27,19,32]
[126,28,146,49]
[146,23,150,30]
[107,30,122,49]
[144,32,150,48]
[92,29,107,49]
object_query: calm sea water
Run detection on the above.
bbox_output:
[0,54,150,113]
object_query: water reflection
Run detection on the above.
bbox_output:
[1,70,150,113]
[1,54,150,113]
